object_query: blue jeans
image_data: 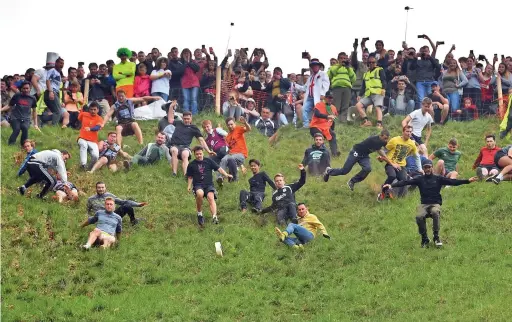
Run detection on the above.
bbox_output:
[182,87,199,115]
[152,92,168,101]
[416,81,435,103]
[389,99,415,116]
[446,92,461,113]
[282,223,314,247]
[302,96,315,128]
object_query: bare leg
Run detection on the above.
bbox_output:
[132,122,143,145]
[181,150,190,175]
[440,105,449,124]
[356,102,366,118]
[61,111,70,128]
[195,189,204,212]
[447,171,458,179]
[434,160,445,175]
[115,125,123,146]
[109,163,118,172]
[207,192,217,217]
[295,104,303,121]
[89,157,108,173]
[54,191,66,203]
[375,106,383,122]
[170,147,179,175]
[86,228,101,246]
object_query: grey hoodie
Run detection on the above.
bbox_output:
[31,149,67,182]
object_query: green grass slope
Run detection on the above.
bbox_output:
[1,115,511,322]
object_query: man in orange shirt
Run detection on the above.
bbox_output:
[309,91,339,156]
[219,116,251,184]
[77,102,103,170]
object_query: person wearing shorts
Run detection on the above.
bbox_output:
[166,109,214,176]
[355,55,387,128]
[473,134,501,180]
[402,98,434,155]
[81,197,122,250]
[487,144,512,184]
[102,89,160,146]
[89,132,128,173]
[186,146,232,227]
[429,138,462,180]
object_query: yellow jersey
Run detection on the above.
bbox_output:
[385,136,418,166]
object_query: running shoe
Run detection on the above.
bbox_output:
[323,167,331,182]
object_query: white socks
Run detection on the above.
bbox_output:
[197,212,203,217]
[496,173,504,180]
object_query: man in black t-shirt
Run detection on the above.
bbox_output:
[186,146,232,227]
[302,133,331,176]
[239,159,276,213]
[323,129,390,191]
[167,110,215,176]
[1,82,39,146]
[428,82,449,124]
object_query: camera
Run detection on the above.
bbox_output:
[437,41,445,45]
[362,37,369,42]
[353,38,359,47]
[302,51,309,59]
[242,47,249,52]
[417,34,425,39]
[301,68,309,75]
[478,55,486,61]
[78,62,84,67]
[343,60,350,66]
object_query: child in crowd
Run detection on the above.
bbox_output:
[62,81,84,129]
[134,64,151,103]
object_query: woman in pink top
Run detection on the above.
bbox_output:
[180,48,200,114]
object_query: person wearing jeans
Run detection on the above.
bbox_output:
[442,59,468,113]
[409,46,440,103]
[274,203,330,248]
[323,129,390,191]
[302,59,330,128]
[1,82,39,145]
[180,48,200,114]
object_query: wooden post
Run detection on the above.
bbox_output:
[215,66,221,115]
[84,79,90,105]
[497,75,504,118]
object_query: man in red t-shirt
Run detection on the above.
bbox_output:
[473,134,500,180]
[218,116,251,184]
[77,102,103,169]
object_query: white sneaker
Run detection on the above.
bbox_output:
[81,244,90,251]
[434,238,443,247]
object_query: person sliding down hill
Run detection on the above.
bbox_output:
[383,159,478,248]
[259,164,306,225]
[274,203,330,249]
[239,159,276,213]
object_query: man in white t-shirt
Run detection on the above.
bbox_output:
[401,97,433,155]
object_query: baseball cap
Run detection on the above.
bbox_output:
[430,81,439,87]
[422,159,433,167]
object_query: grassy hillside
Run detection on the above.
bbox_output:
[1,114,511,321]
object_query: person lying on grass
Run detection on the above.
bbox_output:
[52,172,79,203]
[81,197,122,250]
[274,202,330,249]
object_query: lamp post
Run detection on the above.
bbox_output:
[404,6,413,42]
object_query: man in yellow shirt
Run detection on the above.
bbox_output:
[378,125,423,201]
[274,203,330,248]
[113,48,136,98]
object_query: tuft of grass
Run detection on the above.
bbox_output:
[2,115,512,321]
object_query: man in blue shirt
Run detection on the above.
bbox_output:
[80,197,122,250]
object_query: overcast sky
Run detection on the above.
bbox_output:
[1,0,511,76]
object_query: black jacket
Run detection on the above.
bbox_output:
[169,59,185,89]
[262,169,306,213]
[391,174,470,205]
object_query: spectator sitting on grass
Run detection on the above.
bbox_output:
[222,91,244,121]
[88,132,128,174]
[123,132,171,171]
[101,89,161,147]
[254,107,279,143]
[274,203,330,250]
[302,133,330,176]
[429,138,462,180]
[473,134,500,181]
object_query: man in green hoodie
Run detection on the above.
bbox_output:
[327,52,356,122]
